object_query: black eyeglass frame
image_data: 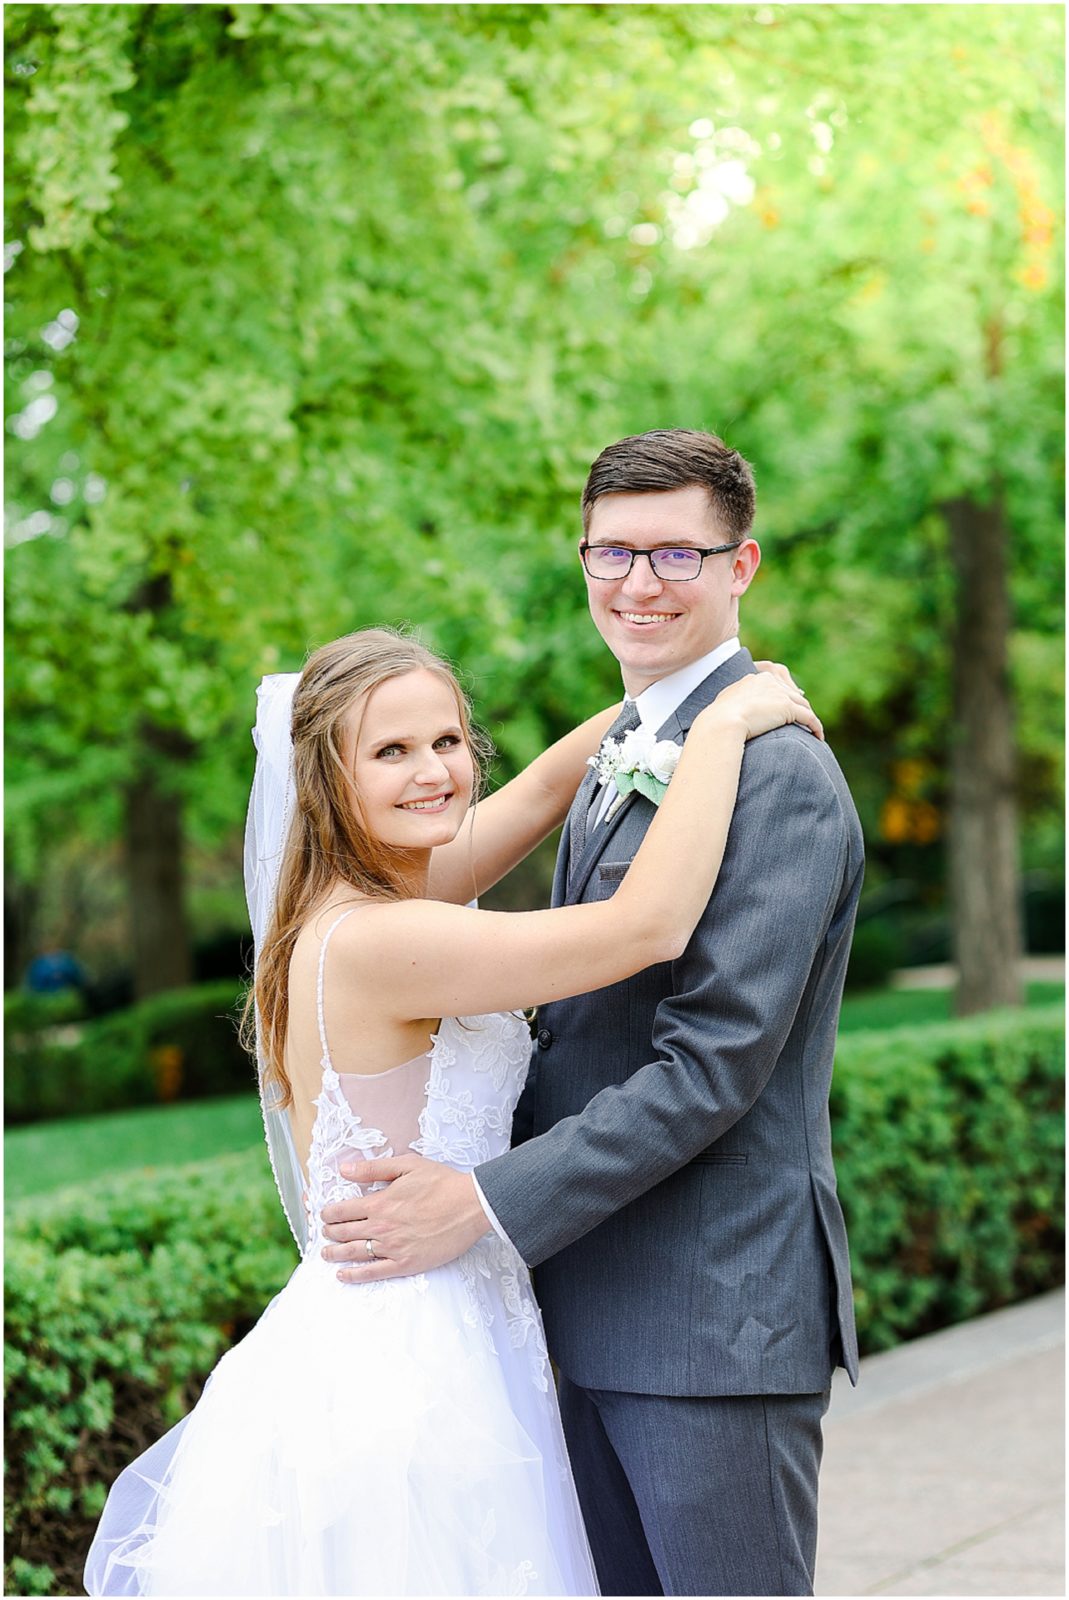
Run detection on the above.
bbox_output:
[579,540,743,581]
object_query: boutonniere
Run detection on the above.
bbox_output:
[588,727,683,821]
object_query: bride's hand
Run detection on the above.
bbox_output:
[755,658,805,693]
[699,672,824,742]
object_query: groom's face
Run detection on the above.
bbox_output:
[582,485,760,696]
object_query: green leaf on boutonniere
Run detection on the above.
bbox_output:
[614,770,636,796]
[634,771,667,805]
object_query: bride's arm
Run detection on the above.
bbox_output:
[428,663,806,906]
[427,703,622,905]
[338,675,819,1021]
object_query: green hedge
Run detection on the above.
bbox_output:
[5,1006,1064,1594]
[3,990,85,1036]
[5,1153,295,1597]
[4,982,252,1124]
[831,1004,1065,1351]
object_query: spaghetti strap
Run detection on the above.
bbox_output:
[316,907,358,1071]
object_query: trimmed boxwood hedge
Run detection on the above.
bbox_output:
[5,1154,295,1597]
[5,1005,1063,1594]
[4,982,252,1124]
[830,1004,1064,1351]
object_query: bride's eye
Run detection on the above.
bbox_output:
[434,735,461,750]
[375,743,404,759]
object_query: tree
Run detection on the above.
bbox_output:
[4,3,619,990]
[567,3,1063,1010]
[5,5,1062,1009]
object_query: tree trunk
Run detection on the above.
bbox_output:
[4,875,40,990]
[123,724,194,999]
[944,494,1024,1015]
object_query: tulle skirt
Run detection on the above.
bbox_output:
[84,1246,598,1595]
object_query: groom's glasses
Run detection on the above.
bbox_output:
[580,541,742,581]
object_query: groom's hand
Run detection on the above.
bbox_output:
[320,1155,491,1282]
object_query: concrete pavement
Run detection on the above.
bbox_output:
[892,956,1065,990]
[816,1289,1065,1597]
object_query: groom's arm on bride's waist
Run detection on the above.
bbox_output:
[474,732,862,1268]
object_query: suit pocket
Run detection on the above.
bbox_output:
[691,1151,749,1165]
[586,860,634,902]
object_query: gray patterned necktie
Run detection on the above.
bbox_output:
[569,700,643,881]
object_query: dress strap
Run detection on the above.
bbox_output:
[316,907,358,1071]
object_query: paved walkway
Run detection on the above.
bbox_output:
[816,1290,1065,1596]
[892,955,1065,990]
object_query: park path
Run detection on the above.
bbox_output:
[816,1288,1065,1596]
[892,955,1065,989]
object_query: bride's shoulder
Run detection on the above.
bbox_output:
[297,893,432,965]
[290,895,369,966]
[302,892,370,932]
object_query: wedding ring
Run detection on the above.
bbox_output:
[365,1238,379,1260]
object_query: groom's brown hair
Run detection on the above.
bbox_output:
[581,428,756,539]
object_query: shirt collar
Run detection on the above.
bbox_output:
[627,637,743,731]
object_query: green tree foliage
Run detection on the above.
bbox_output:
[4,4,1063,989]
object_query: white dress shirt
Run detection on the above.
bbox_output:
[472,635,744,1245]
[590,636,742,827]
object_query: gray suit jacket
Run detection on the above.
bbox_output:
[476,649,863,1397]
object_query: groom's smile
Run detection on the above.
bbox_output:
[581,484,761,696]
[616,610,682,626]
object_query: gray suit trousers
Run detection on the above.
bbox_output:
[559,1378,830,1597]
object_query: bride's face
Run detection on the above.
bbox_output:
[345,669,475,851]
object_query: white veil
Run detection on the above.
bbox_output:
[243,672,307,1252]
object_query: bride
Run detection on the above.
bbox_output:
[84,626,818,1597]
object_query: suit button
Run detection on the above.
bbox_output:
[537,1028,553,1050]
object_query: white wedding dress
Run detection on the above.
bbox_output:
[85,910,598,1596]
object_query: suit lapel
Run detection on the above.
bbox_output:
[568,648,758,904]
[566,764,602,889]
[570,783,638,901]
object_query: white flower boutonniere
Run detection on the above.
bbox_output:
[588,726,683,821]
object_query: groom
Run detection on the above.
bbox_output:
[324,428,864,1596]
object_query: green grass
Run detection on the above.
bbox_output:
[838,980,1063,1034]
[6,983,1063,1202]
[4,1093,262,1204]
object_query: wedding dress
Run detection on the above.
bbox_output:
[84,909,598,1596]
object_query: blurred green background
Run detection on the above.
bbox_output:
[5,2,1063,1009]
[3,6,1064,1592]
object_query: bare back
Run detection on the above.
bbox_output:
[284,898,441,1169]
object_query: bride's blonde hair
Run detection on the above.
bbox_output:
[241,627,491,1107]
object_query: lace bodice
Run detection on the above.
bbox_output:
[303,908,533,1254]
